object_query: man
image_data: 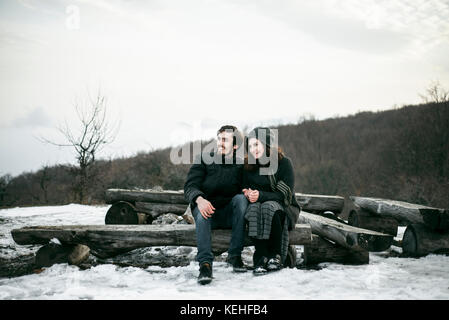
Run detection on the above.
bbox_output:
[184,125,248,285]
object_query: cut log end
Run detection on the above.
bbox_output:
[402,226,417,255]
[35,243,90,268]
[105,201,139,225]
[402,223,449,256]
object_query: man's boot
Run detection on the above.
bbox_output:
[198,262,213,285]
[227,255,247,273]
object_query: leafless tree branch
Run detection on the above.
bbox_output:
[38,89,120,203]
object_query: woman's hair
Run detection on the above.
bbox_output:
[244,144,284,171]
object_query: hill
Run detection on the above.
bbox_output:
[1,101,448,211]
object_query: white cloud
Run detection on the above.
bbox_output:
[1,0,449,176]
[10,106,54,128]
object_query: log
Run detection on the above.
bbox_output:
[35,243,90,268]
[350,196,448,231]
[134,202,188,218]
[68,244,90,265]
[298,211,393,252]
[303,234,369,265]
[106,189,344,214]
[105,201,140,224]
[0,248,185,278]
[105,201,188,225]
[105,189,187,205]
[296,193,345,214]
[402,223,449,256]
[348,207,398,236]
[284,245,297,268]
[11,224,312,259]
[0,254,37,278]
[421,209,449,232]
[35,243,73,268]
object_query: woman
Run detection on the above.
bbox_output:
[242,127,300,275]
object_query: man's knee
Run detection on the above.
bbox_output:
[193,207,211,226]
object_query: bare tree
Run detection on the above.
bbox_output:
[0,173,12,206]
[37,165,52,204]
[419,80,449,103]
[39,91,120,203]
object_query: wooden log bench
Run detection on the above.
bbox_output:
[348,206,399,236]
[11,224,312,266]
[298,211,393,252]
[104,189,346,224]
[350,196,449,232]
[295,193,345,215]
[303,234,369,265]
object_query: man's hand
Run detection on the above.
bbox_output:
[242,188,250,199]
[196,196,215,219]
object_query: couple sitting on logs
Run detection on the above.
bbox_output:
[184,125,300,285]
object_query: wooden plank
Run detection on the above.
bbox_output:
[11,224,312,259]
[298,211,393,252]
[350,196,448,231]
[296,193,345,214]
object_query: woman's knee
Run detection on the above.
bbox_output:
[260,201,278,211]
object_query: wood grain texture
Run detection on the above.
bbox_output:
[350,196,448,231]
[348,207,398,236]
[303,234,369,265]
[298,211,393,252]
[296,193,345,214]
[11,224,312,258]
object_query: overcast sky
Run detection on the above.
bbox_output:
[1,0,449,177]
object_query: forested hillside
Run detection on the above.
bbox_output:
[1,101,448,210]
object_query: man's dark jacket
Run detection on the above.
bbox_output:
[184,151,243,210]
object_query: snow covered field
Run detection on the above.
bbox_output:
[1,204,448,300]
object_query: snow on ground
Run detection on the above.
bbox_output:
[1,204,449,300]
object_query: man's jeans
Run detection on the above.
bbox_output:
[192,194,248,266]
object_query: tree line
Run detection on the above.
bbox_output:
[1,101,448,210]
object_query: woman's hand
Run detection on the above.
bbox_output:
[248,190,259,203]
